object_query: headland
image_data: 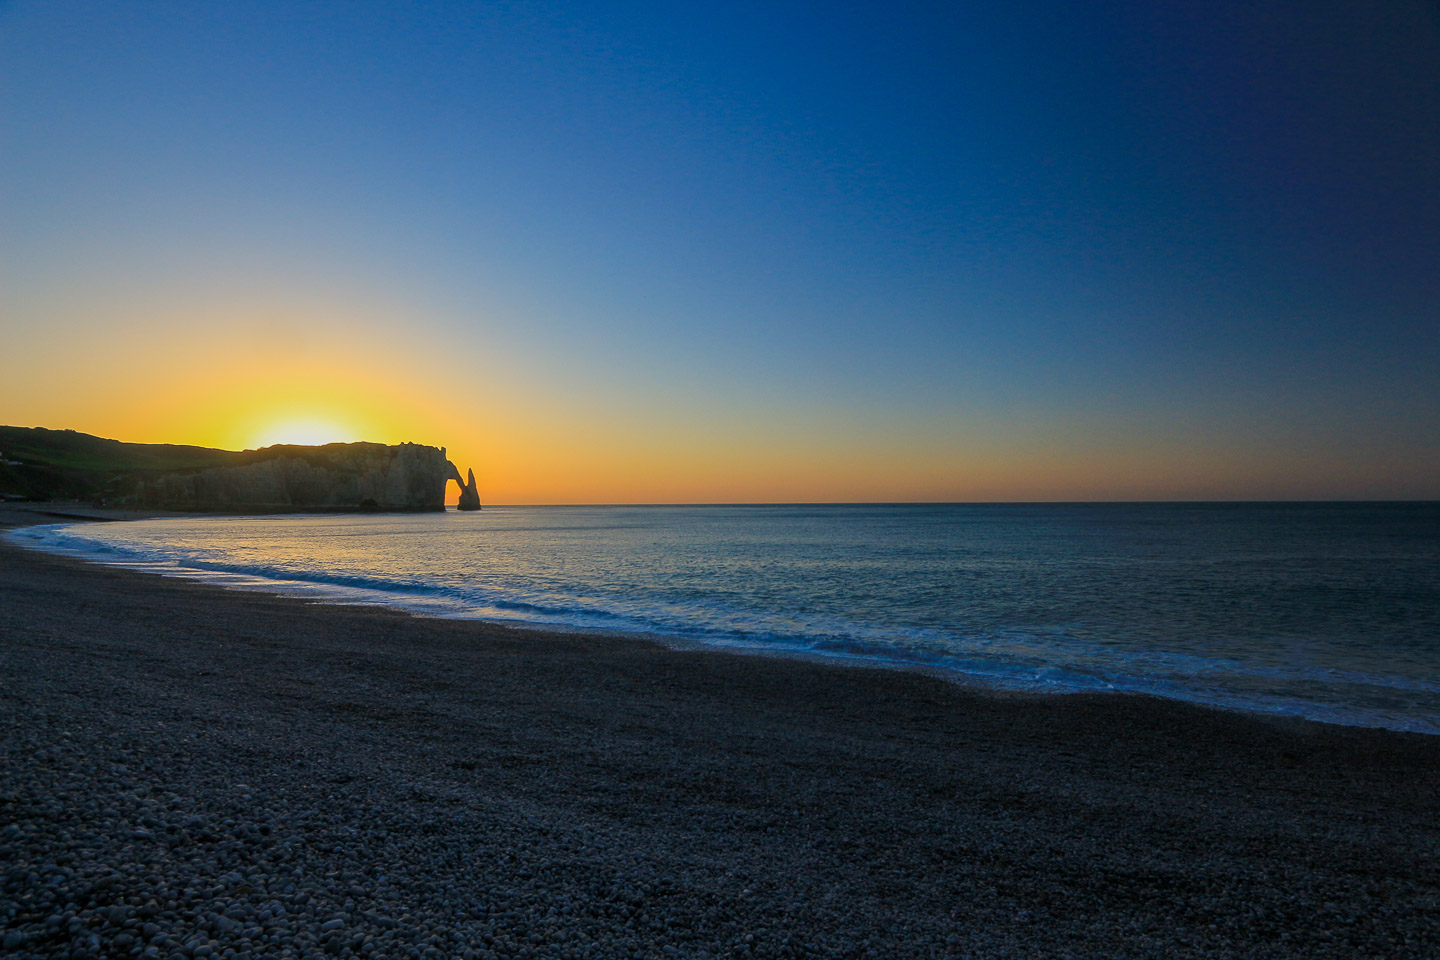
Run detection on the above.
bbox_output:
[0,426,482,513]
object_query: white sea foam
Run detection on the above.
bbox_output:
[10,503,1440,735]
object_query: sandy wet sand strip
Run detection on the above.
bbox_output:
[2,513,1438,959]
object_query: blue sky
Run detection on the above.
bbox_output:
[3,1,1437,500]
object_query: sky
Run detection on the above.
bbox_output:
[2,0,1438,502]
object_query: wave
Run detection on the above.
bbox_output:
[9,521,1439,736]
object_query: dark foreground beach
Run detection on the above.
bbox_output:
[2,511,1438,959]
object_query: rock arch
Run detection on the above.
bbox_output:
[448,461,482,511]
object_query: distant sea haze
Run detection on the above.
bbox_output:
[12,503,1440,734]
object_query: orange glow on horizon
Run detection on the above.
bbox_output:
[4,292,1437,505]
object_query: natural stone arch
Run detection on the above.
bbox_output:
[448,461,482,511]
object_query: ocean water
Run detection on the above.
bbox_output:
[10,503,1440,734]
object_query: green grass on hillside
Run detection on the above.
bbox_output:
[0,426,245,501]
[0,426,240,473]
[0,427,425,503]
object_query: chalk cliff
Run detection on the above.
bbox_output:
[135,442,473,512]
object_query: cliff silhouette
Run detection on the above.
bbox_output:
[0,427,480,512]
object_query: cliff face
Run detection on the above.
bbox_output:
[0,425,239,503]
[0,427,481,512]
[135,442,462,512]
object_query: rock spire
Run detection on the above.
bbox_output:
[456,467,482,511]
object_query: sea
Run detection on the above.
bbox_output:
[10,502,1440,735]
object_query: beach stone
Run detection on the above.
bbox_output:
[3,534,1440,960]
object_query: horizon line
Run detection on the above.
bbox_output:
[457,499,1440,508]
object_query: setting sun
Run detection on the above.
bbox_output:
[253,418,359,449]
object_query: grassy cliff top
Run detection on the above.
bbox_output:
[0,426,242,474]
[0,426,439,503]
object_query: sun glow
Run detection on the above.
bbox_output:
[253,418,360,449]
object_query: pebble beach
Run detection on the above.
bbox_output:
[2,509,1439,959]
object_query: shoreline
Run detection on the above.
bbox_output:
[3,508,1440,957]
[6,503,1437,739]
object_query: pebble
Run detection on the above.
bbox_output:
[3,540,1439,959]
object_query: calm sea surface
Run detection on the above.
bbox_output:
[12,503,1440,733]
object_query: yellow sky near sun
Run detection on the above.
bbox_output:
[5,294,456,472]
